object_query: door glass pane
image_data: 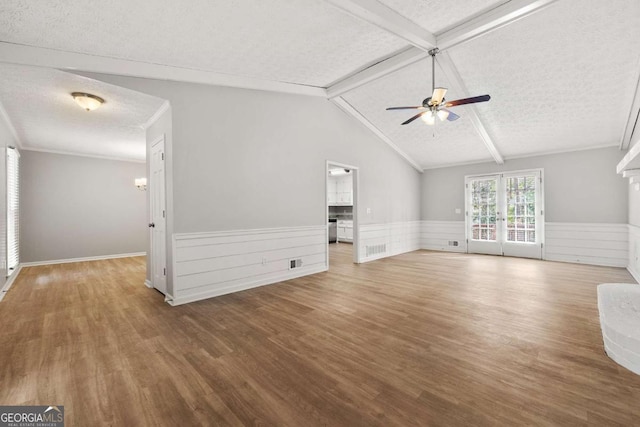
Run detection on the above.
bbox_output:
[505,175,537,243]
[470,178,497,241]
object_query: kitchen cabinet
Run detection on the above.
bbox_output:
[337,220,353,242]
[328,174,352,206]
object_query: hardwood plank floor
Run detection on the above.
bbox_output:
[1,246,639,426]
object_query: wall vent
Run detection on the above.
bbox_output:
[365,244,387,257]
[289,258,303,270]
[448,240,459,247]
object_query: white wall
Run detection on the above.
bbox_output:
[628,134,640,281]
[20,150,147,263]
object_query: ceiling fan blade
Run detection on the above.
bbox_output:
[431,87,447,106]
[444,94,491,108]
[386,106,425,110]
[441,108,460,121]
[401,111,427,125]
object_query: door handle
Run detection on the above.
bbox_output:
[149,223,155,228]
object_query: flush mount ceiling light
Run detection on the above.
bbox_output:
[71,92,105,111]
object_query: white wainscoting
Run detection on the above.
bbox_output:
[544,223,628,268]
[420,221,467,253]
[629,224,640,282]
[171,226,327,305]
[358,221,421,263]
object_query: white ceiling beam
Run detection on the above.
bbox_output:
[331,97,423,172]
[327,48,426,99]
[326,0,558,98]
[622,169,640,178]
[437,0,560,50]
[0,42,327,97]
[437,52,503,165]
[325,0,436,51]
[620,67,640,150]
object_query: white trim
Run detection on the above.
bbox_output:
[144,279,153,288]
[21,252,146,267]
[174,225,325,240]
[620,64,640,150]
[0,42,326,98]
[437,52,503,165]
[142,100,170,130]
[20,146,145,163]
[622,169,640,178]
[168,264,327,306]
[0,99,23,149]
[326,0,436,51]
[0,265,23,302]
[617,139,640,174]
[331,97,423,172]
[628,267,640,284]
[437,0,560,50]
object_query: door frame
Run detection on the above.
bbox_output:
[326,160,360,265]
[464,168,545,259]
[149,135,167,293]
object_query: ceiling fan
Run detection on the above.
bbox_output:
[386,48,490,125]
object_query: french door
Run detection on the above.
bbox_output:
[465,170,544,259]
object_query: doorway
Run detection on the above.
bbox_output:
[326,161,359,265]
[465,169,544,259]
[150,135,167,293]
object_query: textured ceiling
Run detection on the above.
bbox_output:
[0,0,406,87]
[377,0,509,33]
[447,0,640,158]
[0,0,638,169]
[343,60,494,168]
[0,63,164,161]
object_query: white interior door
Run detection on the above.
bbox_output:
[466,170,543,259]
[150,137,167,294]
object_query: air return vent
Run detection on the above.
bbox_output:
[448,240,459,247]
[365,244,387,257]
[289,258,303,270]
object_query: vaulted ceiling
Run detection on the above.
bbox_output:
[1,0,639,168]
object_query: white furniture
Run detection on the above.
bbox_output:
[598,283,640,375]
[328,173,353,206]
[337,220,353,242]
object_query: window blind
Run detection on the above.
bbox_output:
[7,147,19,272]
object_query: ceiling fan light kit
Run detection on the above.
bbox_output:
[386,48,490,126]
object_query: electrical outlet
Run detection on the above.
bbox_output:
[262,258,267,265]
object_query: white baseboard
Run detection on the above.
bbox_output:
[169,264,327,306]
[628,266,640,284]
[144,279,153,288]
[0,265,23,302]
[21,252,147,267]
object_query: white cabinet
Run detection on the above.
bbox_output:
[337,220,353,242]
[328,174,353,206]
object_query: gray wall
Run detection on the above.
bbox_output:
[79,73,422,234]
[0,114,12,283]
[20,150,147,263]
[422,146,628,223]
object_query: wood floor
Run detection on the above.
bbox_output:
[1,246,639,426]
